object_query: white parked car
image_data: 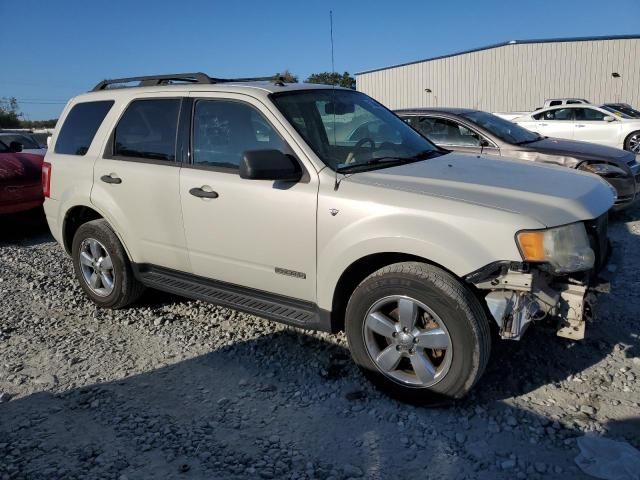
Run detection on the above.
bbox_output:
[514,105,640,153]
[43,72,614,401]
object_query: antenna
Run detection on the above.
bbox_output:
[330,10,335,74]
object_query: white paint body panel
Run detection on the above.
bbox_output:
[44,82,615,314]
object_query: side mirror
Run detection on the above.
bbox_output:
[9,141,23,153]
[240,150,302,181]
[480,138,491,147]
[603,115,616,122]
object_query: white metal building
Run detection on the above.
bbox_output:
[356,35,640,112]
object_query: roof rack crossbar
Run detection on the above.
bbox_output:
[92,73,287,91]
[92,72,213,91]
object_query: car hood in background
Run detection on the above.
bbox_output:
[505,137,635,168]
[344,152,614,227]
[0,152,44,183]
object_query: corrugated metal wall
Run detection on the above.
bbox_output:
[356,38,640,112]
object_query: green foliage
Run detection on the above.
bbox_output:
[275,70,299,83]
[0,97,57,129]
[305,71,356,90]
[21,119,57,129]
[0,97,21,128]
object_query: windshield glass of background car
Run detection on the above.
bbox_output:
[460,111,539,144]
[271,90,438,170]
[600,105,633,119]
[0,134,40,149]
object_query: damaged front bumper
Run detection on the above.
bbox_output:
[469,264,600,341]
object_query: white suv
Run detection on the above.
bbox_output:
[43,73,614,401]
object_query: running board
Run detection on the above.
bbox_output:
[132,264,332,332]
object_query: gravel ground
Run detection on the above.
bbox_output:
[1,207,639,480]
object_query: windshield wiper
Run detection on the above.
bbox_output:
[336,150,441,174]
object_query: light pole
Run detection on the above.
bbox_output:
[424,88,437,107]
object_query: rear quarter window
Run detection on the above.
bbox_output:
[54,101,114,155]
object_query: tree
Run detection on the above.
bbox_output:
[0,97,21,128]
[274,69,298,83]
[305,71,356,89]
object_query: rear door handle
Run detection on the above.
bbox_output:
[189,186,219,199]
[576,124,586,128]
[537,123,548,126]
[100,174,122,184]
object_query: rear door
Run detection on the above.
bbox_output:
[179,92,317,301]
[91,94,191,272]
[527,107,576,140]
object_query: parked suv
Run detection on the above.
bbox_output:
[44,73,614,401]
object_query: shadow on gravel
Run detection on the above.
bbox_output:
[0,208,52,246]
[1,329,638,479]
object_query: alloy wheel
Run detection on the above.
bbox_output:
[629,133,640,153]
[363,295,453,387]
[79,238,115,297]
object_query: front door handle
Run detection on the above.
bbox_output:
[538,123,548,126]
[575,124,586,128]
[100,174,122,184]
[189,186,219,199]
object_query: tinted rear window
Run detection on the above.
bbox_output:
[55,101,114,155]
[113,99,180,162]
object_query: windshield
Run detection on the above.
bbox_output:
[601,104,636,119]
[0,134,41,149]
[460,111,540,144]
[271,89,441,171]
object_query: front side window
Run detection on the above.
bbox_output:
[460,111,540,145]
[114,99,180,161]
[192,100,288,170]
[414,116,482,146]
[533,108,575,121]
[574,108,607,121]
[55,101,114,156]
[272,89,440,171]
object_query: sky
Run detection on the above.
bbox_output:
[2,0,639,120]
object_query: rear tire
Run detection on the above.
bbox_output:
[345,262,491,402]
[624,131,640,153]
[71,219,144,309]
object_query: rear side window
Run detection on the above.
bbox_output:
[533,108,575,121]
[114,99,181,162]
[55,101,114,155]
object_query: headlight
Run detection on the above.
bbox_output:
[578,162,627,178]
[516,223,595,273]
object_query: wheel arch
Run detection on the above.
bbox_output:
[62,205,132,261]
[328,252,462,333]
[623,129,640,151]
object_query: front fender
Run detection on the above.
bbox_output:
[316,208,532,311]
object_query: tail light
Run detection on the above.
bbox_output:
[42,162,52,198]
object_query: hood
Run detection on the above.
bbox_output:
[344,152,615,227]
[0,152,44,183]
[506,137,634,167]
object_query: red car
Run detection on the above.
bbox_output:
[0,140,45,214]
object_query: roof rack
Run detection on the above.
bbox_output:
[91,72,285,91]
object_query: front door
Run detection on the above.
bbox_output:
[572,107,620,147]
[410,115,499,155]
[179,94,317,301]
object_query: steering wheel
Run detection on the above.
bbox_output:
[345,137,376,164]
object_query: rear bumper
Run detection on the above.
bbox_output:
[0,199,43,215]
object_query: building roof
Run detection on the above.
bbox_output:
[356,34,640,76]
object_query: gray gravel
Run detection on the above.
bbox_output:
[1,207,639,480]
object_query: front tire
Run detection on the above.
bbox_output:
[345,262,491,402]
[71,219,144,309]
[624,131,640,153]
